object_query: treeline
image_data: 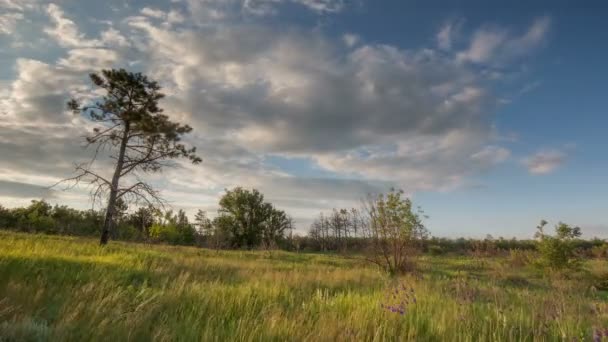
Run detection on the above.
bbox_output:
[0,187,293,250]
[1,193,606,258]
[301,202,606,258]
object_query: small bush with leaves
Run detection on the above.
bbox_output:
[534,220,583,271]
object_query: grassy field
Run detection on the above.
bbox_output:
[0,231,606,341]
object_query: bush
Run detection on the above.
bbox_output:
[591,244,608,259]
[428,245,444,256]
[534,220,583,272]
[149,223,181,245]
[507,249,534,267]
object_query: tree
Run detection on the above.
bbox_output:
[62,69,201,245]
[194,210,213,236]
[127,206,157,238]
[362,189,428,275]
[216,187,289,249]
[262,210,292,250]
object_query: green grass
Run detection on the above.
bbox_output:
[0,230,606,341]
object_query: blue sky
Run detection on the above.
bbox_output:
[0,0,606,238]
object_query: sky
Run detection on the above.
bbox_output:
[0,0,607,238]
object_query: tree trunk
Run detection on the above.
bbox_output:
[100,123,130,245]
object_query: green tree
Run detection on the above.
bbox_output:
[194,209,213,236]
[126,206,157,238]
[535,220,583,271]
[63,69,201,245]
[362,189,428,275]
[216,187,289,249]
[262,209,292,250]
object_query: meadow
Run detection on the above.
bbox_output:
[0,230,606,341]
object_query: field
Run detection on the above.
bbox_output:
[0,231,606,341]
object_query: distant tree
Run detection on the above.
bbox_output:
[61,69,201,245]
[0,204,15,229]
[262,210,292,250]
[216,187,289,249]
[362,189,428,275]
[175,209,196,245]
[127,206,157,238]
[194,209,214,247]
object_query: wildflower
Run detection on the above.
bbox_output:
[381,282,416,316]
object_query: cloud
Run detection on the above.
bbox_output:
[179,0,345,21]
[0,180,56,199]
[523,149,566,175]
[0,11,23,34]
[1,59,83,123]
[0,0,41,35]
[44,4,129,49]
[0,2,553,232]
[457,16,551,65]
[122,18,510,189]
[343,33,359,47]
[436,18,464,51]
[44,4,102,47]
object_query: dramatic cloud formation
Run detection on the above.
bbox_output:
[0,1,555,232]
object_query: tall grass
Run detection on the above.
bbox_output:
[0,230,606,341]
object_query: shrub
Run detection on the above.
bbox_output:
[591,244,608,259]
[149,223,181,245]
[362,189,428,275]
[534,220,583,272]
[507,249,534,267]
[428,245,444,256]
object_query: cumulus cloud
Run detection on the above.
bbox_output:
[523,149,566,175]
[122,18,509,190]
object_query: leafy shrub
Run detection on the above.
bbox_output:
[428,245,444,256]
[149,223,181,245]
[534,220,583,271]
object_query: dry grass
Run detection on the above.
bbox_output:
[0,230,606,341]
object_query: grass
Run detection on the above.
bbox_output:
[0,230,606,341]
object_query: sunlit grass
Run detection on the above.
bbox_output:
[0,230,606,341]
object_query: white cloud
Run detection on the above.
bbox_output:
[1,59,82,123]
[57,48,120,71]
[0,11,23,34]
[0,0,40,11]
[457,16,551,65]
[141,7,166,19]
[343,33,359,47]
[436,18,463,51]
[523,149,566,175]
[0,0,42,35]
[44,4,102,47]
